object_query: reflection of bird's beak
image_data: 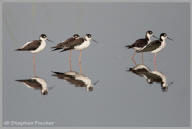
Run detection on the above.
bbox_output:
[93,80,99,86]
[167,37,174,41]
[92,39,98,43]
[152,35,158,39]
[47,39,54,42]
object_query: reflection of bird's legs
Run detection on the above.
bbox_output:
[33,54,36,77]
[131,51,136,65]
[69,50,72,72]
[153,53,157,71]
[78,50,82,65]
[79,62,82,74]
[141,52,144,64]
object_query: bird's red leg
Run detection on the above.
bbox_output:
[131,52,136,65]
[79,62,82,74]
[153,53,157,71]
[69,50,72,71]
[78,50,82,66]
[141,52,144,64]
[33,54,36,77]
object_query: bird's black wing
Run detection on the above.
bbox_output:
[52,71,76,80]
[16,79,42,89]
[52,71,85,87]
[138,40,161,52]
[60,38,85,52]
[52,37,75,50]
[126,38,148,49]
[145,72,162,83]
[17,40,41,51]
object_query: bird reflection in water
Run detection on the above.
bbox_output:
[128,64,173,92]
[16,76,53,95]
[52,64,98,92]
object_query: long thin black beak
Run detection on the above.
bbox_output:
[47,39,54,42]
[167,82,174,87]
[152,35,158,39]
[167,37,174,41]
[92,38,98,43]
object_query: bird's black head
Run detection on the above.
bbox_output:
[41,90,48,95]
[160,33,167,38]
[88,86,93,92]
[160,33,168,41]
[161,86,168,92]
[146,30,155,40]
[40,34,47,38]
[160,33,173,41]
[147,30,153,35]
[73,34,80,39]
[86,34,92,38]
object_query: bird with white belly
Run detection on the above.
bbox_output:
[137,33,173,70]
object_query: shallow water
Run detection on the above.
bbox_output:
[3,3,190,127]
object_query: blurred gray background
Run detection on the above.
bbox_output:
[3,2,190,127]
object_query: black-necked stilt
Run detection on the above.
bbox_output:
[16,77,48,95]
[51,34,80,71]
[60,34,97,65]
[128,64,152,83]
[128,64,173,92]
[137,33,173,70]
[128,64,151,77]
[51,34,80,51]
[146,70,168,92]
[126,31,157,65]
[52,71,94,92]
[16,34,53,76]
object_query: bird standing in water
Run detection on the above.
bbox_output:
[59,34,97,66]
[126,31,157,65]
[51,34,80,71]
[16,34,53,76]
[137,33,173,70]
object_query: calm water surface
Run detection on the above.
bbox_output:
[3,3,190,126]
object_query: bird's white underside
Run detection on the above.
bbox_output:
[31,40,46,53]
[74,40,90,50]
[133,64,150,71]
[151,71,167,87]
[75,74,92,88]
[32,77,48,91]
[21,77,47,91]
[151,41,166,53]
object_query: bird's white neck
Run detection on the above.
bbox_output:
[40,37,47,41]
[146,33,151,40]
[85,37,91,41]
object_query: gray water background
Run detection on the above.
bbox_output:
[3,2,190,126]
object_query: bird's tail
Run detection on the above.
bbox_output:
[129,68,133,71]
[51,48,62,51]
[51,71,63,75]
[15,79,25,82]
[15,48,22,51]
[125,45,134,49]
